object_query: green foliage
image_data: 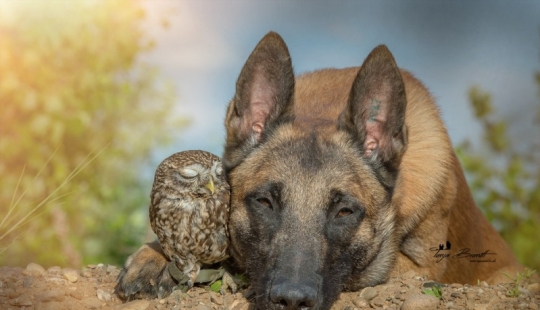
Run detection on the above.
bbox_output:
[422,285,443,299]
[456,84,540,271]
[0,1,186,267]
[503,269,536,297]
[209,280,223,293]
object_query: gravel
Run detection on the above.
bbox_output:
[0,263,538,309]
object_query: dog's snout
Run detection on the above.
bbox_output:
[270,278,318,309]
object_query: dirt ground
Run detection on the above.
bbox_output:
[0,263,539,310]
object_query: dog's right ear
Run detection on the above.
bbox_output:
[224,32,295,171]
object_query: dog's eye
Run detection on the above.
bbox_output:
[336,208,354,218]
[256,197,273,209]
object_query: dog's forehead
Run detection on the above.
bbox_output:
[231,128,386,207]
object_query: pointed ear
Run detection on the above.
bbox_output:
[224,32,295,170]
[338,45,407,174]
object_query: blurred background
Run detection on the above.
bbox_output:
[0,0,539,272]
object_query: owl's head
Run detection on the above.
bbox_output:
[155,150,224,197]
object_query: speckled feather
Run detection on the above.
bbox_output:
[149,150,230,285]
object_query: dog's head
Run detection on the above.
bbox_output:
[223,32,407,309]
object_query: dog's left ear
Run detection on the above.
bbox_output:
[224,32,295,171]
[338,45,407,175]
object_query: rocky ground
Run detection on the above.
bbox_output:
[0,263,539,310]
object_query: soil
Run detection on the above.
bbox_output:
[1,263,539,310]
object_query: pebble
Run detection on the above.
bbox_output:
[97,288,112,301]
[466,291,477,299]
[528,283,540,294]
[401,294,439,310]
[118,299,152,310]
[9,296,33,306]
[23,276,34,288]
[473,304,488,310]
[210,291,222,305]
[359,286,378,301]
[82,296,103,309]
[352,298,369,307]
[401,270,417,279]
[48,266,62,273]
[529,302,539,309]
[70,289,83,300]
[369,296,385,307]
[46,277,67,285]
[451,292,462,298]
[25,262,45,276]
[62,268,79,283]
[38,288,65,302]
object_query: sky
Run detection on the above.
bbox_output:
[141,1,540,159]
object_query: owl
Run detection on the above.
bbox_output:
[149,150,230,290]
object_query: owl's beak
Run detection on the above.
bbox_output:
[204,178,215,195]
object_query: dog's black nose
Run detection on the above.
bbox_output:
[270,279,317,308]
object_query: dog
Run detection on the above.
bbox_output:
[116,32,523,309]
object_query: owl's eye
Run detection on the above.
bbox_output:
[256,197,273,209]
[179,168,198,179]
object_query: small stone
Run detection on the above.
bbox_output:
[451,292,462,298]
[118,299,151,310]
[451,283,463,289]
[478,289,484,295]
[529,302,539,309]
[97,288,112,301]
[70,290,83,300]
[82,297,103,309]
[401,270,417,279]
[474,304,488,310]
[446,301,454,308]
[401,294,439,310]
[527,283,540,294]
[81,268,93,278]
[466,291,477,299]
[26,262,45,275]
[62,268,79,283]
[480,281,489,288]
[5,288,19,298]
[369,296,385,307]
[46,277,67,285]
[9,296,33,306]
[39,289,65,302]
[352,298,368,307]
[359,286,378,301]
[48,266,62,273]
[87,264,98,269]
[23,276,34,288]
[210,292,222,305]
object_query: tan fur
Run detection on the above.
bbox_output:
[116,33,524,308]
[292,67,522,284]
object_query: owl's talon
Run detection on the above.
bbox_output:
[220,271,239,295]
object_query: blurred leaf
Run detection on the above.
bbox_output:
[458,81,540,271]
[0,0,186,267]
